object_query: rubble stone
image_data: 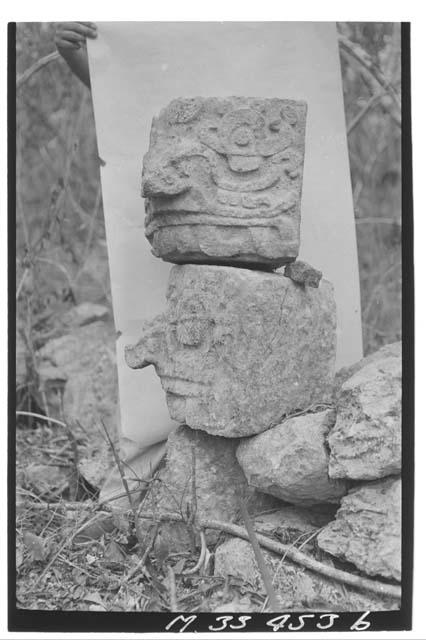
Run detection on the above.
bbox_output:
[139,425,278,550]
[284,260,322,287]
[317,477,401,581]
[236,410,347,505]
[328,343,401,480]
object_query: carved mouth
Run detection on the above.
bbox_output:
[161,375,207,397]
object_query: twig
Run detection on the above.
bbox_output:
[139,513,400,600]
[16,51,61,89]
[127,523,160,583]
[17,499,98,512]
[167,566,178,612]
[16,268,29,301]
[338,35,401,111]
[356,217,401,226]
[205,518,401,600]
[99,420,135,511]
[239,499,280,611]
[16,410,67,429]
[31,512,106,589]
[347,91,384,135]
[99,419,144,546]
[183,530,207,576]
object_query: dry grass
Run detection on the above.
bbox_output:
[15,22,402,613]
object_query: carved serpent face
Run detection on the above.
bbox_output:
[125,264,336,437]
[141,97,307,267]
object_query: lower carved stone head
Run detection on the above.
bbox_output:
[125,264,336,438]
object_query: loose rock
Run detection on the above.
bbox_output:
[139,425,278,550]
[237,409,347,506]
[328,343,401,480]
[36,320,117,430]
[317,476,401,582]
[126,264,336,438]
[284,260,322,287]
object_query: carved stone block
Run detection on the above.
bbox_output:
[142,97,307,268]
[125,264,336,438]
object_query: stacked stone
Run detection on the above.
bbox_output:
[125,98,401,591]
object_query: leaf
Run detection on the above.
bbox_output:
[173,558,186,574]
[23,531,48,561]
[88,604,106,612]
[104,540,126,563]
[83,591,105,607]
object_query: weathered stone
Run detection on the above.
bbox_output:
[333,341,401,399]
[36,321,117,430]
[35,321,118,487]
[284,260,322,287]
[142,97,307,268]
[214,538,399,611]
[138,425,278,550]
[317,477,401,581]
[254,505,337,542]
[126,264,336,438]
[236,410,347,506]
[328,343,401,480]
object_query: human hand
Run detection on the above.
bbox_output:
[55,22,97,50]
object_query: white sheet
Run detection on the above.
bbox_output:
[88,22,362,445]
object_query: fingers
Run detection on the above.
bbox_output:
[55,38,81,51]
[55,22,97,47]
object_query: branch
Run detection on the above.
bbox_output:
[139,513,401,601]
[204,518,401,601]
[339,35,401,115]
[17,51,61,90]
[347,92,385,135]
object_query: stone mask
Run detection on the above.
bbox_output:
[142,97,307,268]
[125,264,336,438]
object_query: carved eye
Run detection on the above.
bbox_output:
[176,318,208,346]
[269,120,281,133]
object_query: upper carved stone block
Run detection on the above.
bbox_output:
[142,97,307,268]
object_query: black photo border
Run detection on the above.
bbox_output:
[8,21,414,633]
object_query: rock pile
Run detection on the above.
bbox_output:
[127,97,401,609]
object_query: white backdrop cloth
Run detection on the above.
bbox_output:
[88,22,362,445]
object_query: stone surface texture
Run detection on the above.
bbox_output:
[254,504,336,542]
[139,425,277,549]
[317,476,401,581]
[142,97,307,268]
[35,320,117,486]
[284,260,322,287]
[236,409,347,506]
[126,264,336,438]
[36,320,117,429]
[214,538,400,611]
[328,342,401,480]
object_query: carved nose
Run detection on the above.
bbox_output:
[125,315,165,369]
[142,168,189,198]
